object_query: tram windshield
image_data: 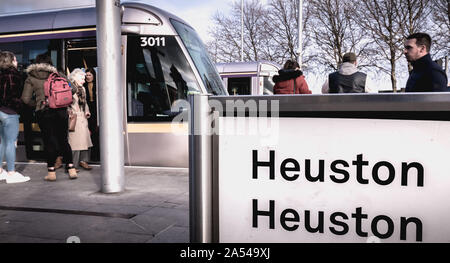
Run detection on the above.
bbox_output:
[127,35,200,121]
[170,19,226,96]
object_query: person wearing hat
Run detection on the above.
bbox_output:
[322,52,374,93]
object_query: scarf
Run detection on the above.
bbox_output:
[75,84,87,112]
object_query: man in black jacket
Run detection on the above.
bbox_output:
[404,33,448,92]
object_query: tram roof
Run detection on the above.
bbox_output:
[216,60,281,74]
[0,2,190,35]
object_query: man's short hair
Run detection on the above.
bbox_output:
[342,52,357,63]
[35,53,52,65]
[406,33,431,52]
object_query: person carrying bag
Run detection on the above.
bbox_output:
[67,68,93,171]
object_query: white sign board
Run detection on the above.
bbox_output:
[218,117,450,243]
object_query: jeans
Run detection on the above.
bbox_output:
[0,111,19,172]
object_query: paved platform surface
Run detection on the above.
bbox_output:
[0,163,189,243]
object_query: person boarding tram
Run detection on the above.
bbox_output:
[21,53,78,181]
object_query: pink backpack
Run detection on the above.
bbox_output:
[44,72,73,108]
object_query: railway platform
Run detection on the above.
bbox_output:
[0,162,189,243]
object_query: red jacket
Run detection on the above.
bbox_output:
[273,69,311,94]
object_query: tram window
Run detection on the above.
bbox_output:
[263,76,275,95]
[0,39,61,69]
[126,35,200,121]
[227,77,251,95]
[171,19,226,96]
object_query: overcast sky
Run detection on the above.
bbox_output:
[0,0,232,43]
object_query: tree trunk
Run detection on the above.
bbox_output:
[391,58,397,92]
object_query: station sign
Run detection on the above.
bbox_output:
[218,117,450,242]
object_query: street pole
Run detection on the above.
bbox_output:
[297,0,303,69]
[445,56,448,75]
[241,0,244,62]
[189,94,213,243]
[96,0,125,193]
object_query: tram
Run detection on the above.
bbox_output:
[0,2,227,167]
[216,61,280,95]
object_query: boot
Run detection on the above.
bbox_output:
[54,156,63,169]
[45,169,56,181]
[79,161,92,170]
[67,167,78,179]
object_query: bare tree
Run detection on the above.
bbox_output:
[396,0,431,36]
[307,0,373,72]
[429,0,450,65]
[430,0,450,34]
[206,10,242,62]
[355,1,401,91]
[240,0,268,61]
[206,0,271,63]
[354,0,430,92]
[395,0,432,72]
[263,0,314,70]
[206,0,443,91]
[207,0,313,68]
[265,0,297,64]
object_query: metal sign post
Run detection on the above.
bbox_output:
[96,0,125,193]
[189,94,213,243]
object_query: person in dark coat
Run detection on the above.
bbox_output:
[83,67,100,162]
[322,52,375,93]
[21,53,78,181]
[0,51,30,183]
[273,60,311,94]
[403,33,448,92]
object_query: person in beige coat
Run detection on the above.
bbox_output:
[68,68,93,170]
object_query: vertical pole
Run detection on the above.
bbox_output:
[445,56,448,75]
[189,94,213,243]
[241,0,244,62]
[96,0,125,193]
[297,0,303,69]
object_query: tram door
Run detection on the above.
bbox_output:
[66,38,100,163]
[65,38,97,73]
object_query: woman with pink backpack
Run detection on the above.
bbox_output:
[21,53,78,181]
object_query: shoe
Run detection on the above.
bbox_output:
[0,169,7,181]
[45,169,56,181]
[6,172,31,184]
[67,167,78,179]
[79,161,92,170]
[54,156,63,169]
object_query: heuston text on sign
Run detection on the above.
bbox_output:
[218,117,450,242]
